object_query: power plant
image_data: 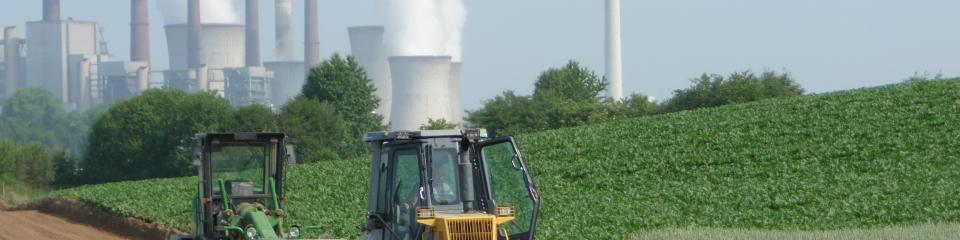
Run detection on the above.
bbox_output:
[2,0,623,131]
[0,0,322,110]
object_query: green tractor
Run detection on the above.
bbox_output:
[360,129,541,240]
[177,133,310,240]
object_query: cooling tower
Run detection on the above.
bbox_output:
[348,26,392,123]
[4,26,20,98]
[606,0,623,101]
[245,0,261,66]
[449,62,462,123]
[388,56,453,131]
[43,0,60,22]
[275,0,294,61]
[188,0,202,68]
[131,0,150,63]
[165,24,245,71]
[304,0,320,70]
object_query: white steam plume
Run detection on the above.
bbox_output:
[384,0,467,61]
[157,0,239,25]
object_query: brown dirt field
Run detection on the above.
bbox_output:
[7,198,187,240]
[0,210,127,240]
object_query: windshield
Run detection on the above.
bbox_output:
[211,143,275,195]
[429,139,461,205]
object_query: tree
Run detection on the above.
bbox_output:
[301,53,384,158]
[0,88,67,150]
[228,104,278,132]
[469,61,618,136]
[664,70,803,112]
[420,118,459,130]
[81,89,233,184]
[533,61,608,102]
[466,91,542,137]
[278,97,349,163]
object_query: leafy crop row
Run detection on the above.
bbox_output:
[54,79,960,239]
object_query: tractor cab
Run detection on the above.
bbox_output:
[190,133,304,240]
[361,129,541,240]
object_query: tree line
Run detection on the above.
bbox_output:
[0,55,803,187]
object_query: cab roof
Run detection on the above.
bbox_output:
[364,129,488,142]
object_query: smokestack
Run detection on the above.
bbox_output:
[188,0,202,68]
[348,26,392,124]
[388,56,453,131]
[131,0,150,63]
[606,0,623,101]
[43,0,61,22]
[449,62,462,123]
[304,0,320,70]
[5,26,20,98]
[275,0,294,61]
[245,0,261,66]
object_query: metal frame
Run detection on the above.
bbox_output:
[197,132,287,239]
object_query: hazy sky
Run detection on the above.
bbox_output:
[1,0,957,109]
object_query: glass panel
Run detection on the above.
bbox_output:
[392,148,421,238]
[212,145,268,195]
[430,141,461,205]
[482,142,533,235]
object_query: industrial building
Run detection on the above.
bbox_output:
[1,0,542,131]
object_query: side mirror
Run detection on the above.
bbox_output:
[286,145,297,165]
[192,146,202,167]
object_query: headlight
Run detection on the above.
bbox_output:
[416,207,436,219]
[495,205,515,217]
[289,226,301,238]
[245,227,258,239]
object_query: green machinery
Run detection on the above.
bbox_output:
[179,133,308,240]
[361,129,541,240]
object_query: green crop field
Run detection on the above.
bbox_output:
[53,79,960,239]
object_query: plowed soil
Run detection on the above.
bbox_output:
[0,210,126,240]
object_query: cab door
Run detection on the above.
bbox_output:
[477,137,540,240]
[385,144,426,240]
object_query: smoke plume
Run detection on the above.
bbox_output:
[384,0,467,61]
[157,0,239,24]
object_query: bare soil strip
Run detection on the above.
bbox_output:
[0,210,126,240]
[4,198,187,240]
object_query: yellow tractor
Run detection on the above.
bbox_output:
[360,129,540,240]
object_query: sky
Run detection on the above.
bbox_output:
[1,0,958,110]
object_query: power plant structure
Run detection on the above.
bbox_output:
[1,0,471,130]
[606,0,624,102]
[348,26,392,124]
[0,0,327,110]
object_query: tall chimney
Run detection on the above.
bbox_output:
[43,0,61,22]
[606,0,623,101]
[131,0,150,63]
[245,0,261,67]
[188,0,202,69]
[4,26,20,98]
[275,0,294,61]
[304,0,320,70]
